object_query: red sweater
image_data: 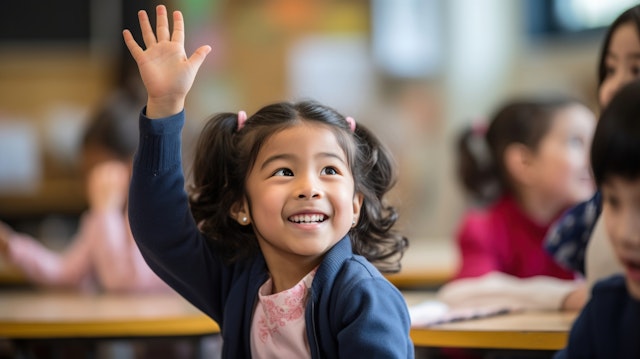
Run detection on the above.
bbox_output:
[455,195,575,280]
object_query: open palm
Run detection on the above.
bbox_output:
[123,5,210,118]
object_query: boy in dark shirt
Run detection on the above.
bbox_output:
[554,80,640,358]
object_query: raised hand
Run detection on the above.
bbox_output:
[122,5,211,118]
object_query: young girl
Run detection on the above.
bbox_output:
[123,5,412,358]
[554,80,640,359]
[437,96,595,311]
[0,90,171,294]
[544,4,640,296]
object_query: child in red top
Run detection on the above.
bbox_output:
[438,96,595,311]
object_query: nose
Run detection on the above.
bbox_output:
[614,69,636,96]
[295,173,322,199]
[602,70,635,106]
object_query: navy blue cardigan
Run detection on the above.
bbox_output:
[554,275,640,358]
[128,110,414,358]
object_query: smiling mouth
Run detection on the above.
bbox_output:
[626,260,640,270]
[288,214,326,223]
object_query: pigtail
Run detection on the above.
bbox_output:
[189,113,258,262]
[350,123,408,273]
[456,123,499,205]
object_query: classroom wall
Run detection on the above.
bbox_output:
[0,0,607,245]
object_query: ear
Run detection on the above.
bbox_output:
[504,143,535,186]
[230,198,251,226]
[351,192,364,227]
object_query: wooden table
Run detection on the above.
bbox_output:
[410,310,577,351]
[0,290,219,339]
[404,291,577,351]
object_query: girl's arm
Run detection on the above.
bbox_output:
[2,220,93,289]
[128,112,227,315]
[437,271,583,311]
[124,4,227,317]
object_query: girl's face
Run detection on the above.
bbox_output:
[601,176,640,300]
[242,122,363,268]
[599,22,640,107]
[528,104,596,208]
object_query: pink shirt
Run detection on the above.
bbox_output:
[455,195,575,281]
[6,209,172,293]
[250,268,317,359]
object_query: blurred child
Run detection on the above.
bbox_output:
[544,4,640,298]
[0,89,171,294]
[554,79,640,359]
[438,96,595,311]
[123,5,412,357]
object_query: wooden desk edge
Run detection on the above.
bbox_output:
[0,316,220,339]
[385,268,453,288]
[410,327,568,350]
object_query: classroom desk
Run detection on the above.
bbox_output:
[410,310,578,351]
[0,290,219,339]
[385,239,457,289]
[404,291,578,351]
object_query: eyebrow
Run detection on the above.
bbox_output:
[605,52,640,60]
[260,152,346,170]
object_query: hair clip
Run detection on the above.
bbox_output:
[237,110,247,131]
[345,116,356,132]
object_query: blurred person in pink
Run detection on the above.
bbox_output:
[0,89,171,294]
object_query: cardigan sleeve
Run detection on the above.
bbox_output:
[128,109,227,318]
[333,273,413,358]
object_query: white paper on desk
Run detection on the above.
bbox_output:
[410,301,518,327]
[409,300,449,326]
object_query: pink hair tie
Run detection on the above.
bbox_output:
[237,110,247,131]
[471,116,487,136]
[345,116,356,132]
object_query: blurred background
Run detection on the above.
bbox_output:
[0,0,635,250]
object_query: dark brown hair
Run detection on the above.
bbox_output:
[597,5,640,88]
[591,80,640,186]
[457,96,585,205]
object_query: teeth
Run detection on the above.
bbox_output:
[289,214,325,223]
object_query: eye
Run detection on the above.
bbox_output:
[272,168,294,177]
[604,192,621,212]
[632,64,640,77]
[321,166,339,175]
[604,65,615,77]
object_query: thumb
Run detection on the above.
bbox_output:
[188,45,212,71]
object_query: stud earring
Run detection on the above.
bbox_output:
[351,220,356,228]
[242,216,248,224]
